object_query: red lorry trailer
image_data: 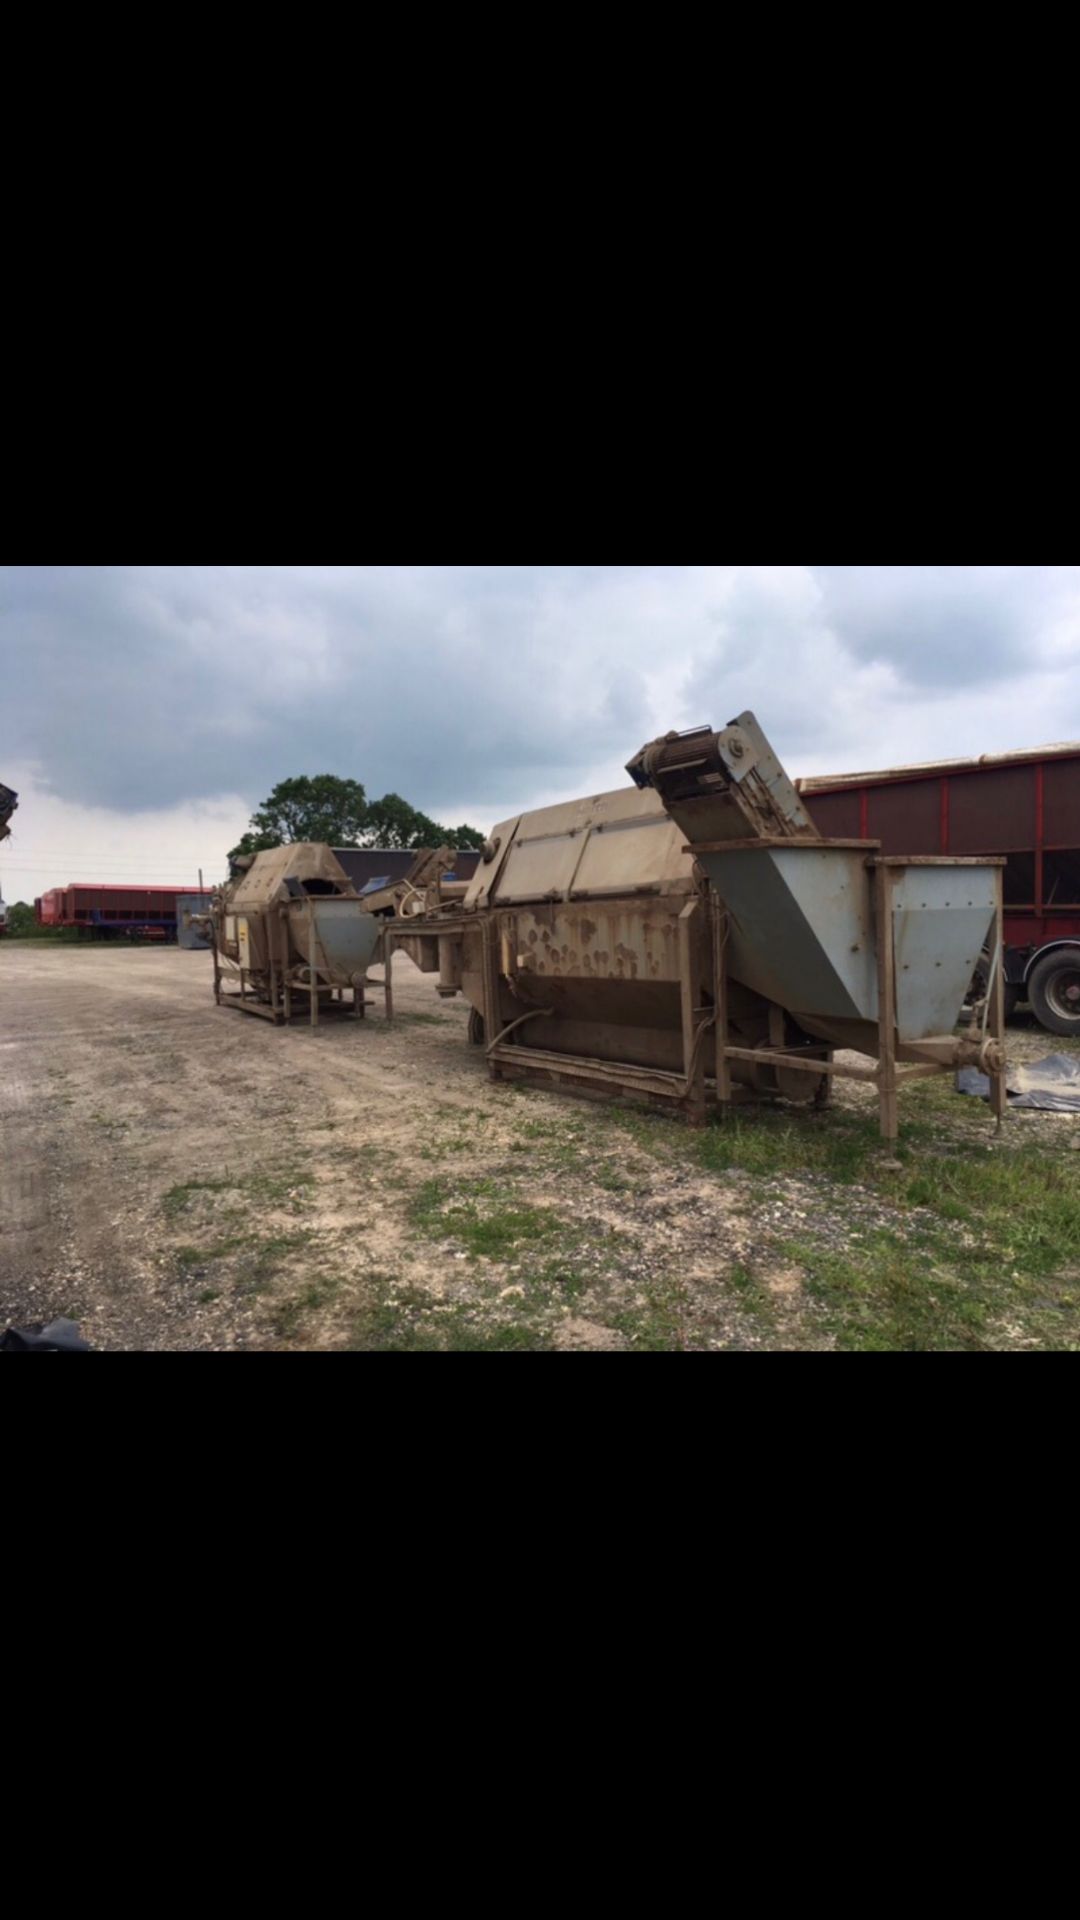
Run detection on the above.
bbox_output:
[798,742,1080,1036]
[35,885,211,940]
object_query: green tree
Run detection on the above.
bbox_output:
[6,901,37,938]
[361,794,453,852]
[446,822,486,852]
[230,775,486,863]
[360,797,485,852]
[229,776,369,863]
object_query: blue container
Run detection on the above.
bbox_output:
[177,894,213,950]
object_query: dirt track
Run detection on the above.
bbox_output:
[0,944,491,1348]
[2,943,1077,1351]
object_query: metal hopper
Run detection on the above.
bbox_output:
[630,715,1008,1140]
[696,844,997,1048]
[306,897,382,981]
[211,844,388,1029]
[0,783,17,842]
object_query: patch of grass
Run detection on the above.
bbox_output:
[603,1105,680,1158]
[777,1172,1080,1352]
[696,1108,880,1184]
[537,1260,589,1303]
[419,1135,474,1162]
[206,1231,315,1298]
[612,1280,689,1352]
[336,1143,382,1173]
[272,1277,343,1338]
[466,1211,561,1259]
[175,1239,245,1270]
[256,1231,314,1261]
[726,1262,777,1318]
[246,1169,316,1208]
[786,1231,989,1352]
[597,1169,634,1194]
[163,1178,237,1219]
[899,1149,1080,1273]
[166,1165,315,1218]
[409,1177,564,1262]
[198,1290,221,1306]
[509,1113,601,1175]
[172,1226,315,1301]
[351,1293,552,1353]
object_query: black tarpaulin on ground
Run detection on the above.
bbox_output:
[957,1053,1080,1113]
[1,1319,92,1352]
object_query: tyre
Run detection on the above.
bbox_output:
[1027,951,1080,1037]
[468,1008,486,1047]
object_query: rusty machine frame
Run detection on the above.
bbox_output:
[394,718,1008,1148]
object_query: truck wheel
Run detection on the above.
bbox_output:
[1027,952,1080,1037]
[468,1008,486,1047]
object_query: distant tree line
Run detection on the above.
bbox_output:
[228,776,486,864]
[5,902,37,938]
[3,903,78,940]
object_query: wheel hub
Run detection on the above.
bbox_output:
[1050,970,1080,1014]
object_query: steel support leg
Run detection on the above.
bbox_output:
[990,870,1008,1135]
[712,894,732,1120]
[680,899,707,1127]
[874,863,899,1147]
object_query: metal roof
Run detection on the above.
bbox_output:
[797,741,1080,794]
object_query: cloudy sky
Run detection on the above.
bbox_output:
[2,564,1078,905]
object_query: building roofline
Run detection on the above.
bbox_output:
[797,741,1080,793]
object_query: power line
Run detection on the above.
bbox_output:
[1,864,226,872]
[0,869,216,881]
[3,852,230,860]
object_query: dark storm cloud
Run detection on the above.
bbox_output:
[813,565,1051,689]
[2,566,1077,820]
[2,565,656,815]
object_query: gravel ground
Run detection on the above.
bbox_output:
[1,943,1077,1350]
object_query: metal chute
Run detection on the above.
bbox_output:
[0,783,17,843]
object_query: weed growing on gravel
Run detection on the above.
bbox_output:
[410,1177,564,1261]
[163,1178,236,1218]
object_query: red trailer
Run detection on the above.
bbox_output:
[799,743,1080,1035]
[35,885,211,941]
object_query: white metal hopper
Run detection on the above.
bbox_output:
[301,897,381,983]
[698,843,997,1051]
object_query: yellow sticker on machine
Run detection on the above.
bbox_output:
[238,918,251,967]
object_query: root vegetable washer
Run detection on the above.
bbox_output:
[394,713,1008,1145]
[210,844,386,1027]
